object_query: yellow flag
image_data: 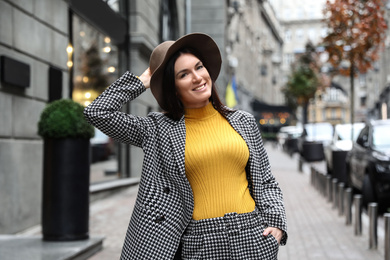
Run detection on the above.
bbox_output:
[225,77,238,108]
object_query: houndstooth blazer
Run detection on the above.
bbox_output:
[84,72,287,259]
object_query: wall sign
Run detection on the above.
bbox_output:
[0,56,30,88]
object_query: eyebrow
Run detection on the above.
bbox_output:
[175,60,202,77]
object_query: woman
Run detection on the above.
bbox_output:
[84,33,287,259]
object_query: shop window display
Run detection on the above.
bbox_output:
[71,15,119,183]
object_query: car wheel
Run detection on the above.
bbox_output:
[362,174,376,209]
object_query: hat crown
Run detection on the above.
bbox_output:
[149,41,174,74]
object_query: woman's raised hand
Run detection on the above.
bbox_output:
[139,68,152,89]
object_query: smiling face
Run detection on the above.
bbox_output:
[174,53,212,109]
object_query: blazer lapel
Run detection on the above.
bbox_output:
[168,117,195,214]
[168,117,187,179]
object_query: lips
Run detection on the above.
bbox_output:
[193,83,206,91]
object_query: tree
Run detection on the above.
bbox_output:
[322,0,387,126]
[283,42,321,125]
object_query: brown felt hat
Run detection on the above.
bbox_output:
[149,33,222,110]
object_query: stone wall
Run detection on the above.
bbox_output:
[0,0,69,234]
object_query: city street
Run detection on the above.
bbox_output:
[87,142,386,260]
[3,2,390,259]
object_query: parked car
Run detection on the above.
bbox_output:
[298,122,333,162]
[90,128,115,163]
[346,119,390,211]
[324,123,365,174]
[277,125,303,154]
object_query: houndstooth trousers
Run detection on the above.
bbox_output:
[179,207,279,260]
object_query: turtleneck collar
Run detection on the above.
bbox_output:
[184,102,217,120]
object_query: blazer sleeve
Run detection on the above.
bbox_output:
[246,114,288,245]
[83,71,152,147]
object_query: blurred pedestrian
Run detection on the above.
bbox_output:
[84,33,287,259]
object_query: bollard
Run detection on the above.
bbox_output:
[316,171,323,195]
[321,174,327,197]
[316,171,321,194]
[299,157,303,172]
[314,169,319,190]
[327,176,332,202]
[385,213,390,260]
[354,194,362,236]
[345,188,353,225]
[332,179,338,209]
[310,166,315,185]
[368,202,378,249]
[338,183,345,216]
[317,171,322,194]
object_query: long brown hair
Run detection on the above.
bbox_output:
[161,48,232,121]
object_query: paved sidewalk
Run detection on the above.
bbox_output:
[87,143,386,259]
[266,144,384,260]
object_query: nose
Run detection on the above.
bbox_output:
[192,71,202,82]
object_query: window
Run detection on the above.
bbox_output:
[357,127,369,147]
[360,96,367,107]
[359,74,367,87]
[296,29,304,42]
[284,53,294,66]
[296,8,304,19]
[284,29,292,42]
[161,0,179,41]
[71,14,120,184]
[71,15,119,107]
[272,76,277,85]
[307,5,316,18]
[283,8,291,20]
[261,64,268,76]
[331,108,336,119]
[308,29,316,42]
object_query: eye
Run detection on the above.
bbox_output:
[196,64,204,70]
[179,72,188,78]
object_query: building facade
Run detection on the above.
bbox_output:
[226,0,284,110]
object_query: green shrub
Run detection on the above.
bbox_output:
[38,99,94,139]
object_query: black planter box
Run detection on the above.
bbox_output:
[302,141,324,162]
[42,138,90,241]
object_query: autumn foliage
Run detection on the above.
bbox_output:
[322,0,388,76]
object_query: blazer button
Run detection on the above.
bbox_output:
[155,216,166,223]
[163,187,170,194]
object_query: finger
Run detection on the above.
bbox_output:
[263,227,273,236]
[139,68,151,89]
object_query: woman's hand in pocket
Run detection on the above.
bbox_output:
[263,227,283,244]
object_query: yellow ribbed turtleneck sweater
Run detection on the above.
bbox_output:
[184,102,255,220]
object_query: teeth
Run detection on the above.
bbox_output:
[194,84,205,91]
